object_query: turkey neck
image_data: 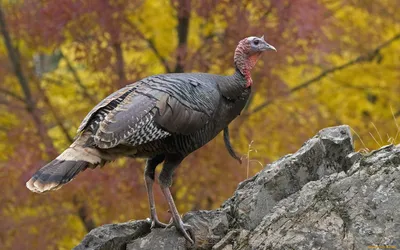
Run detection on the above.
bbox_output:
[218,68,250,100]
[214,68,251,131]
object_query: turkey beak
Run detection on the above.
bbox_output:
[261,41,277,52]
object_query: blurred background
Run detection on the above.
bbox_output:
[0,0,399,249]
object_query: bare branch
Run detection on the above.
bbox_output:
[33,80,74,143]
[0,87,25,103]
[73,195,96,232]
[0,4,57,156]
[246,33,400,116]
[42,75,67,85]
[61,51,98,104]
[0,6,34,110]
[124,19,172,73]
[0,125,10,132]
[146,37,172,73]
[333,78,387,91]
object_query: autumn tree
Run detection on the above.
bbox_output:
[0,0,399,249]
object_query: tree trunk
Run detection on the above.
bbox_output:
[0,5,57,157]
[0,4,97,232]
[174,0,191,73]
[114,42,127,88]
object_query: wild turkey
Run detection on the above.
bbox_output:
[26,35,276,244]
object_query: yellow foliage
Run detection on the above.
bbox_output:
[0,0,400,249]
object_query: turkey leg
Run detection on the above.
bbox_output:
[159,154,194,245]
[144,155,167,228]
[161,186,194,245]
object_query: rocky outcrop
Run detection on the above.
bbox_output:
[74,125,400,250]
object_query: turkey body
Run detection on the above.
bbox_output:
[26,69,249,245]
[81,70,249,161]
[26,69,249,194]
[26,34,276,245]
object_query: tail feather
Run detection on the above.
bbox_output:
[26,159,89,193]
[26,134,104,193]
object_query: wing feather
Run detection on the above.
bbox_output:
[83,73,221,149]
[77,84,137,133]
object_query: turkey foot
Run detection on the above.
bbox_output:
[144,174,167,228]
[164,217,174,229]
[169,219,194,244]
[149,208,168,228]
[161,186,195,245]
[164,218,194,242]
[150,219,167,229]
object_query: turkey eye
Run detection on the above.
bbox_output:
[254,40,259,45]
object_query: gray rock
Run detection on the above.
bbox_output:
[73,220,150,250]
[232,144,400,250]
[127,228,188,250]
[222,125,354,230]
[75,126,400,250]
[127,210,228,250]
[345,151,362,171]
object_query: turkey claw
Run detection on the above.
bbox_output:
[174,221,195,245]
[148,218,168,229]
[164,218,174,229]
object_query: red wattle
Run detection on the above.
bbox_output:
[245,74,253,88]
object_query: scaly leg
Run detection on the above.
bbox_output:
[144,154,167,228]
[159,154,194,245]
[161,186,194,244]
